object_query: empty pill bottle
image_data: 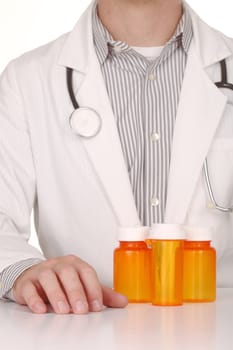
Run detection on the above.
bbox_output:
[149,224,186,306]
[114,226,152,303]
[183,226,216,302]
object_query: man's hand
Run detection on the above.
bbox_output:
[13,255,128,314]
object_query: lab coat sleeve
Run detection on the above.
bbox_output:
[0,258,44,300]
[0,60,45,277]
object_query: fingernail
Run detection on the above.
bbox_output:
[33,302,45,313]
[119,294,128,304]
[57,301,69,314]
[91,300,103,312]
[74,301,88,314]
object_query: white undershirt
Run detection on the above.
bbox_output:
[131,46,164,60]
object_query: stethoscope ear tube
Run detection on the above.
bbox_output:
[215,60,233,91]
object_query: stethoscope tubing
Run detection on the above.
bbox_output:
[67,67,79,110]
[204,160,233,212]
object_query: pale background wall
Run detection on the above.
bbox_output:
[0,0,232,251]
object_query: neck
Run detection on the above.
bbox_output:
[97,0,183,47]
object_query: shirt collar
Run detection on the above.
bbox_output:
[174,5,193,54]
[92,2,193,65]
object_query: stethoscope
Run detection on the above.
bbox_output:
[204,59,233,213]
[67,59,233,213]
[67,67,102,138]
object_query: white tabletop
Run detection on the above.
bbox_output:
[1,288,232,350]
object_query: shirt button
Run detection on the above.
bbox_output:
[148,73,156,81]
[151,197,160,207]
[113,46,122,53]
[151,132,160,142]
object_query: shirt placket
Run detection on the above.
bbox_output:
[143,42,181,225]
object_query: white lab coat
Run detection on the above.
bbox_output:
[0,1,233,287]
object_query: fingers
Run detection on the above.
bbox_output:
[56,262,103,313]
[57,266,89,314]
[38,269,70,314]
[78,264,103,312]
[13,255,128,315]
[21,281,47,314]
[102,285,128,308]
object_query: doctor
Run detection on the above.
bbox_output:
[0,0,233,314]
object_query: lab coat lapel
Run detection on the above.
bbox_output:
[74,58,140,226]
[165,43,227,223]
[164,2,233,223]
[59,1,140,226]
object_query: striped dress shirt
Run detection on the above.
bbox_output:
[93,4,193,225]
[0,5,193,299]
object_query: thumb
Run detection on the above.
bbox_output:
[102,285,128,308]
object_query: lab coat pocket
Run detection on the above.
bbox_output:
[214,100,233,139]
[217,247,233,287]
[210,137,233,151]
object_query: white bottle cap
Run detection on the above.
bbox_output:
[184,226,212,241]
[148,224,186,240]
[118,226,149,242]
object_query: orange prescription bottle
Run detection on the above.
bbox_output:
[183,226,216,302]
[114,226,152,303]
[149,224,186,306]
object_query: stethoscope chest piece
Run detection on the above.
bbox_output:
[69,107,102,138]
